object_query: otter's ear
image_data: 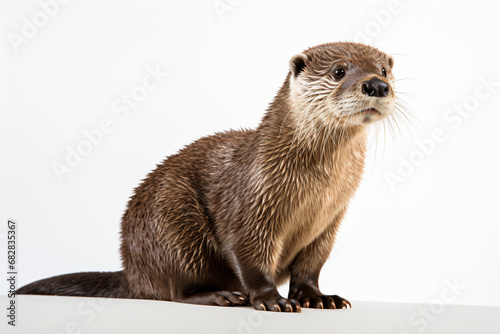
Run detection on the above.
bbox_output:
[387,55,394,69]
[289,53,308,77]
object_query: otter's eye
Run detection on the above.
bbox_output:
[382,68,387,77]
[334,67,345,80]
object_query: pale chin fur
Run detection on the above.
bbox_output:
[342,98,396,126]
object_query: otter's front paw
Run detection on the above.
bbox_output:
[253,297,301,312]
[251,291,301,312]
[298,294,351,309]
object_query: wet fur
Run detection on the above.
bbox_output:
[18,42,396,312]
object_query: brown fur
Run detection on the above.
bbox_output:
[18,42,397,312]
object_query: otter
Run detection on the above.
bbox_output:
[18,42,397,312]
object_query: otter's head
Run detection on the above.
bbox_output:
[288,42,396,127]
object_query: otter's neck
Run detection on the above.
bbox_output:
[256,75,366,170]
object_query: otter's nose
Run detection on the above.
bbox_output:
[362,78,389,97]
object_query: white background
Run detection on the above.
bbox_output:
[1,0,499,308]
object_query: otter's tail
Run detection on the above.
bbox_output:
[17,271,125,298]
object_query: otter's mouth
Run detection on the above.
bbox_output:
[359,108,381,115]
[357,108,382,124]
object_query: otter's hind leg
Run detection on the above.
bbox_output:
[121,173,246,304]
[152,183,248,307]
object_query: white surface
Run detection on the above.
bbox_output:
[1,0,500,308]
[2,296,500,334]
